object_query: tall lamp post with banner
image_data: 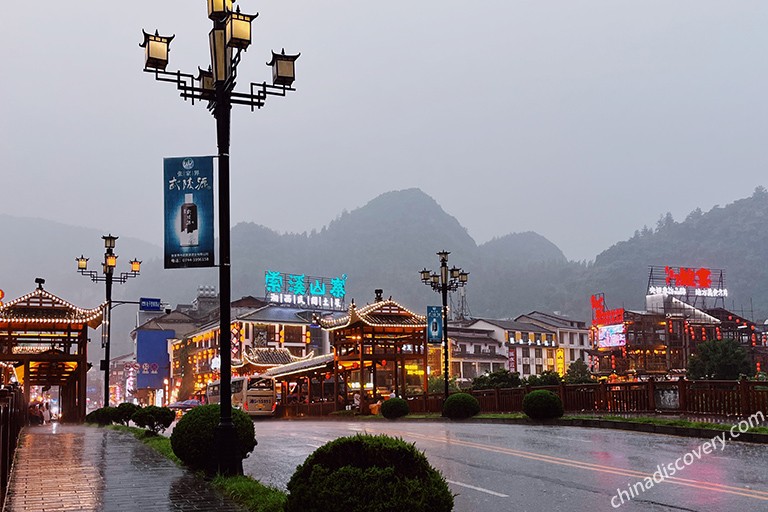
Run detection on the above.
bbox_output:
[420,251,468,403]
[76,235,141,407]
[140,0,300,475]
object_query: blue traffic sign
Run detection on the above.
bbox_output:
[139,297,162,312]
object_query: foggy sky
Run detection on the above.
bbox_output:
[2,1,767,262]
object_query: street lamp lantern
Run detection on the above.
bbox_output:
[209,28,232,83]
[267,49,300,86]
[77,235,141,408]
[197,67,215,98]
[226,8,258,50]
[419,250,469,406]
[102,234,117,250]
[140,30,174,71]
[105,253,117,269]
[207,0,234,20]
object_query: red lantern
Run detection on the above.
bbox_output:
[380,360,387,367]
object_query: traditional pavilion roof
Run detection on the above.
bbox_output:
[262,353,335,379]
[242,347,307,367]
[320,299,426,331]
[0,286,104,329]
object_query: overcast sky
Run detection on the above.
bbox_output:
[2,1,767,262]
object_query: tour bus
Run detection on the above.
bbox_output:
[206,375,277,417]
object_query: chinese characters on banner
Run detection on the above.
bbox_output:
[163,156,215,269]
[647,266,728,298]
[265,270,347,311]
[508,346,517,372]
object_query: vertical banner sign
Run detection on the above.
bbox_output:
[508,346,517,372]
[427,306,443,344]
[164,156,215,268]
[556,348,566,376]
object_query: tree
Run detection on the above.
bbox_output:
[564,359,594,384]
[427,375,460,394]
[687,338,753,380]
[471,368,522,390]
[526,370,562,386]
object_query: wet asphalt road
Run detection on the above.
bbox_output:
[243,419,768,512]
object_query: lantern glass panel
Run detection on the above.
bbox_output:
[274,59,295,83]
[209,29,231,82]
[207,0,233,18]
[106,255,117,268]
[130,260,142,273]
[77,257,88,270]
[226,15,252,49]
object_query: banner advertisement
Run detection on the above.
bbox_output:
[163,156,215,269]
[427,306,443,344]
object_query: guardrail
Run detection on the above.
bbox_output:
[281,378,768,420]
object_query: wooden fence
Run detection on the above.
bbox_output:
[281,378,768,419]
[0,385,25,504]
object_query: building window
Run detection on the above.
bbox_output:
[489,345,496,355]
[474,345,482,354]
[535,348,542,358]
[570,349,576,361]
[535,364,543,374]
[522,347,530,358]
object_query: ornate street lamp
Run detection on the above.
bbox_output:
[140,2,300,476]
[76,235,141,407]
[420,251,469,404]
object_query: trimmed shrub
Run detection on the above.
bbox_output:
[380,397,409,419]
[170,404,256,474]
[522,389,564,420]
[442,392,480,420]
[286,434,452,512]
[115,402,141,426]
[85,407,116,426]
[131,405,176,434]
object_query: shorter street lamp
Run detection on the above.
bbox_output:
[420,251,469,403]
[77,235,141,407]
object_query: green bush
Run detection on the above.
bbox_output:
[380,397,409,419]
[85,407,117,426]
[170,404,256,474]
[442,392,481,420]
[131,405,176,434]
[115,402,141,426]
[522,389,564,420]
[286,434,452,512]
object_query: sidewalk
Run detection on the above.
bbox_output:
[3,424,247,512]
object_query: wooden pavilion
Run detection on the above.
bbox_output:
[0,281,103,422]
[321,290,428,407]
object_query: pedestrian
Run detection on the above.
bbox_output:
[42,402,51,424]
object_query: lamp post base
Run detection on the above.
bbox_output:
[213,422,242,476]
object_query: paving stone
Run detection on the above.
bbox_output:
[3,424,248,512]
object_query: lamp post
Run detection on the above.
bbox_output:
[140,1,299,475]
[420,251,469,403]
[76,234,141,407]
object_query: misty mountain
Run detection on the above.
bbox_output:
[3,186,768,359]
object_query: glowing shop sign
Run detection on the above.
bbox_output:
[647,266,728,298]
[591,294,624,326]
[265,270,347,311]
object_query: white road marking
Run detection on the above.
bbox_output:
[446,480,509,498]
